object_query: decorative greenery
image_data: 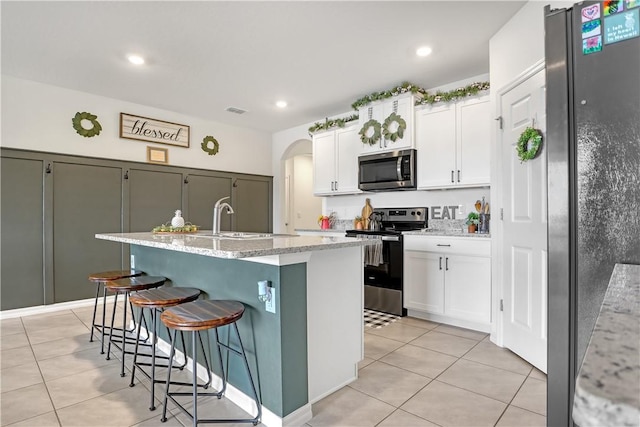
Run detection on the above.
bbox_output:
[152,222,199,233]
[466,212,479,226]
[382,112,407,142]
[359,119,382,146]
[72,112,102,137]
[516,127,543,162]
[308,114,359,134]
[201,136,220,155]
[416,82,490,106]
[351,82,428,110]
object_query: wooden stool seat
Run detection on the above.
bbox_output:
[160,300,244,331]
[160,299,261,425]
[105,276,166,377]
[129,287,201,309]
[106,276,166,292]
[86,269,144,354]
[88,269,143,282]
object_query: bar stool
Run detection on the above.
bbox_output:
[128,287,206,411]
[160,299,261,426]
[105,275,166,377]
[87,270,144,354]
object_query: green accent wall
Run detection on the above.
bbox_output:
[131,245,308,418]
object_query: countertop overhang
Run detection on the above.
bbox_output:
[96,231,372,259]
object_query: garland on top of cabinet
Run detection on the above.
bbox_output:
[351,82,428,111]
[415,81,490,106]
[308,114,359,134]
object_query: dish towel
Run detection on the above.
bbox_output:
[361,236,383,266]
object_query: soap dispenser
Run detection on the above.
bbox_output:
[171,210,185,228]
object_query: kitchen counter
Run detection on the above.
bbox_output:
[96,231,369,259]
[403,229,491,238]
[572,263,640,427]
[96,231,368,426]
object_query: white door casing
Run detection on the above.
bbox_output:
[499,68,548,372]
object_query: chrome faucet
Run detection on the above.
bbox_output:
[213,196,234,234]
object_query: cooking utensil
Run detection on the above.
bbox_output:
[475,200,482,212]
[484,203,490,214]
[368,212,382,231]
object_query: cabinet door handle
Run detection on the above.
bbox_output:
[457,170,461,182]
[439,257,442,270]
[451,170,454,183]
[436,244,451,247]
[445,257,449,271]
[335,181,338,191]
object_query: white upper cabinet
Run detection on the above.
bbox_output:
[359,93,417,154]
[312,125,361,196]
[415,96,491,189]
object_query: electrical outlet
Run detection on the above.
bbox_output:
[266,292,276,314]
[130,254,135,269]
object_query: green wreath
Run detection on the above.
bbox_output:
[359,119,382,146]
[201,136,220,155]
[516,127,543,162]
[382,112,407,142]
[72,112,102,137]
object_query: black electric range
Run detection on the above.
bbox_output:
[346,208,427,316]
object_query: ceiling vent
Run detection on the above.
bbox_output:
[225,106,247,115]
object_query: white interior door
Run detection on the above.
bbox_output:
[499,69,548,372]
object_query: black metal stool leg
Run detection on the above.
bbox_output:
[106,292,119,360]
[196,331,212,389]
[234,323,262,424]
[100,285,108,354]
[120,291,129,377]
[214,328,227,396]
[149,309,158,410]
[129,306,145,388]
[89,281,101,343]
[161,328,178,423]
[192,330,198,427]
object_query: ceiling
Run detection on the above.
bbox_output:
[1,1,525,133]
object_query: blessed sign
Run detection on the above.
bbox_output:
[120,113,190,148]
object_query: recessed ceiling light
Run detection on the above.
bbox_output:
[276,100,287,108]
[127,54,145,65]
[416,46,432,57]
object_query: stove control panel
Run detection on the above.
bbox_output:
[384,208,428,222]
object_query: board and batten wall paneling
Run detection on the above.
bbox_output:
[186,174,233,232]
[1,157,45,310]
[52,162,124,303]
[128,168,184,233]
[2,76,272,176]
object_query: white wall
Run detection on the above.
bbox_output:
[1,76,272,176]
[293,155,321,229]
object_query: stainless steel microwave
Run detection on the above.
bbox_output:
[358,149,416,191]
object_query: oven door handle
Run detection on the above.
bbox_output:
[381,235,400,242]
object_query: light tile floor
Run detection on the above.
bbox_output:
[1,305,546,426]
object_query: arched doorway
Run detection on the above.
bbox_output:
[280,139,322,234]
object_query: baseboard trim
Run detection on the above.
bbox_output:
[155,332,312,427]
[0,296,116,320]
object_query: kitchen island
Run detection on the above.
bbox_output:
[95,232,370,427]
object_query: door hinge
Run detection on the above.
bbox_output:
[495,116,503,130]
[500,299,504,312]
[500,208,504,220]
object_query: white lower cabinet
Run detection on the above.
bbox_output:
[404,235,491,329]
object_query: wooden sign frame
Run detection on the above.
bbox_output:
[120,113,190,148]
[147,146,169,164]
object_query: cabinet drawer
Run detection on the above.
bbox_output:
[404,235,490,256]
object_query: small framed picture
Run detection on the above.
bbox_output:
[147,146,168,164]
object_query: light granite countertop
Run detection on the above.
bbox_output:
[573,263,640,427]
[403,229,491,238]
[96,231,372,259]
[296,228,491,238]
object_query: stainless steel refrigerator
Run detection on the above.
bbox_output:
[545,2,640,425]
